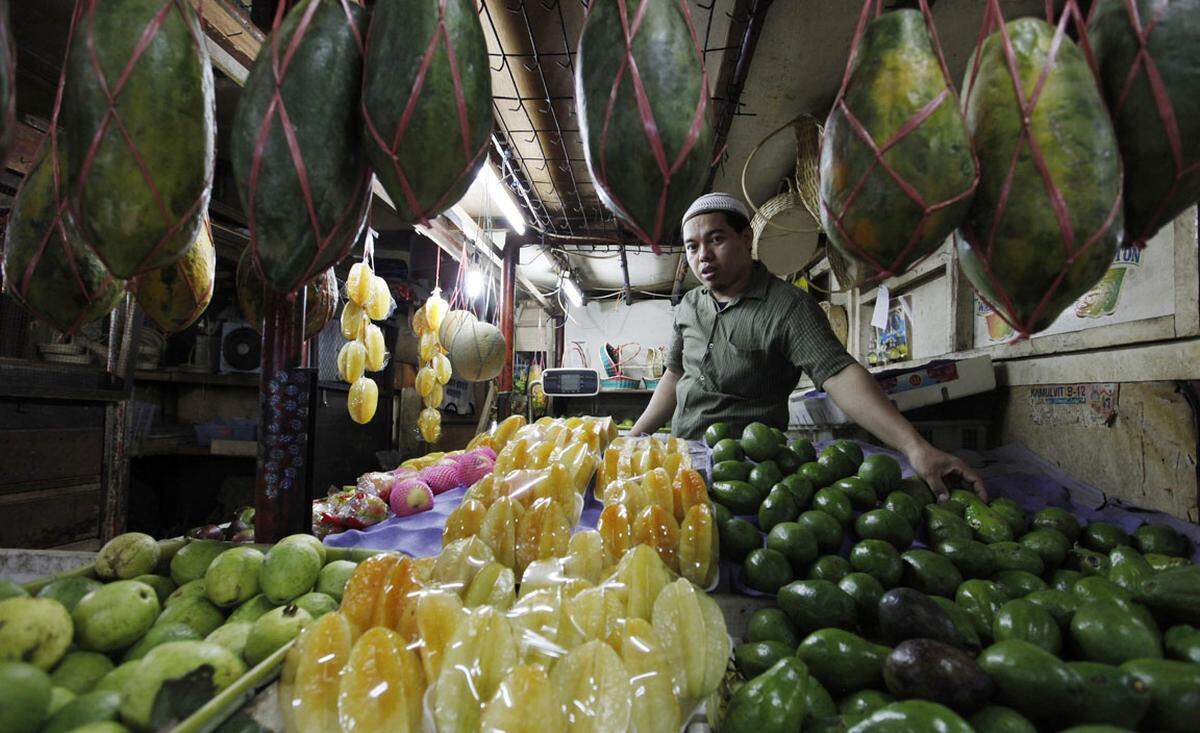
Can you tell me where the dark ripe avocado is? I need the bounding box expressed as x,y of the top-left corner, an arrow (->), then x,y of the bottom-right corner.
718,517 -> 761,562
991,570 -> 1049,600
1066,661 -> 1152,730
936,538 -> 998,579
779,474 -> 815,510
746,607 -> 800,648
808,554 -> 852,583
796,628 -> 890,696
900,549 -> 963,598
798,510 -> 845,554
742,547 -> 793,594
855,509 -> 914,550
1132,523 -> 1190,558
992,598 -> 1062,654
1120,658 -> 1200,733
710,438 -> 744,464
740,422 -> 781,462
857,454 -> 902,494
882,491 -> 921,528
1018,528 -> 1070,571
704,422 -> 732,447
849,539 -> 904,588
883,638 -> 994,714
812,487 -> 854,526
778,579 -> 857,634
834,477 -> 877,509
789,438 -> 817,463
977,639 -> 1087,726
765,521 -> 819,573
839,572 -> 886,627
1082,522 -> 1130,553
1032,507 -> 1082,543
877,587 -> 975,651
798,461 -> 837,489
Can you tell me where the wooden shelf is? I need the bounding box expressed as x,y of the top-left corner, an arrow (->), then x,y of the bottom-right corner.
134,370 -> 259,388
132,438 -> 256,458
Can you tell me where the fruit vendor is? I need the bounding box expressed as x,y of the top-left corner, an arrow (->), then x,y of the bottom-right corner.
630,192 -> 985,500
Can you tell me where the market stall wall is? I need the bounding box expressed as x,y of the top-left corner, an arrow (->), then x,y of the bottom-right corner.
563,299 -> 675,380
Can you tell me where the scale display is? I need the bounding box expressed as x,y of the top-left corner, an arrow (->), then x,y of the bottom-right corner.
540,368 -> 600,397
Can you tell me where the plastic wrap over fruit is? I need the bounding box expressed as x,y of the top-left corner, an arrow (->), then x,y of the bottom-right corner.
480,663 -> 567,733
679,503 -> 718,589
518,557 -> 592,601
337,341 -> 367,383
516,497 -> 572,578
418,407 -> 441,444
356,471 -> 394,499
422,381 -> 444,410
602,545 -> 672,622
620,617 -> 682,733
551,640 -> 632,733
418,331 -> 440,363
479,496 -> 523,570
365,275 -> 395,320
564,530 -> 606,585
651,578 -> 729,701
363,323 -> 389,372
464,474 -> 502,507
597,503 -> 633,568
341,300 -> 369,340
633,504 -> 681,574
415,588 -> 466,682
443,498 -> 488,546
348,377 -> 379,424
281,610 -> 353,733
494,438 -> 529,476
672,469 -> 709,524
346,262 -> 373,307
371,555 -> 423,640
558,584 -> 624,651
337,626 -> 424,732
463,561 -> 516,611
317,489 -> 388,532
340,553 -> 401,635
432,536 -> 495,595
433,606 -> 519,732
506,586 -> 567,667
491,414 -> 527,452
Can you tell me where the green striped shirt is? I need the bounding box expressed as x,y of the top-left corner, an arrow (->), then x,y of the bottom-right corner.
667,262 -> 856,440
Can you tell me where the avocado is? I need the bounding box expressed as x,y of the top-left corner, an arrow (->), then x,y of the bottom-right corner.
1107,545 -> 1153,593
899,475 -> 936,506
1082,522 -> 1130,553
991,570 -> 1048,599
711,460 -> 752,483
773,446 -> 803,475
719,517 -> 761,562
789,438 -> 817,463
988,498 -> 1028,536
855,509 -> 914,550
1052,569 -> 1083,593
1018,528 -> 1071,571
1066,661 -> 1152,729
796,628 -> 890,696
704,422 -> 733,447
710,438 -> 745,464
1120,658 -> 1200,733
882,491 -> 921,528
1070,598 -> 1162,664
989,541 -> 1045,576
900,549 -> 963,598
1164,624 -> 1200,664
956,579 -> 1007,643
1133,564 -> 1200,623
849,539 -> 903,588
846,700 -> 973,732
740,422 -> 781,462
925,504 -> 973,544
805,677 -> 838,721
817,448 -> 857,481
977,639 -> 1086,726
840,689 -> 894,727
857,454 -> 902,494
1032,507 -> 1081,543
758,486 -> 800,532
779,474 -> 815,510
1145,553 -> 1190,571
808,555 -> 852,583
742,548 -> 793,594
936,538 -> 998,579
749,461 -> 784,494
778,579 -> 857,634
798,510 -> 845,554
830,439 -> 865,466
883,638 -> 993,714
838,572 -> 885,628
1132,523 -> 1190,558
964,503 -> 1014,544
711,481 -> 762,515
945,489 -> 984,516
1073,575 -> 1132,605
734,640 -> 794,679
746,607 -> 800,648
798,461 -> 836,488
765,521 -> 818,574
812,487 -> 854,526
722,656 -> 808,733
878,587 -> 976,652
833,477 -> 877,509
968,705 -> 1036,733
1023,589 -> 1079,629
930,595 -> 984,654
993,599 -> 1062,654
1072,547 -> 1112,576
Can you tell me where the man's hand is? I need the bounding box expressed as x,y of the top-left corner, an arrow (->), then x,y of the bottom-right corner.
906,441 -> 987,502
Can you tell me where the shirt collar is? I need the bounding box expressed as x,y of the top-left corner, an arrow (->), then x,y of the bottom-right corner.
702,262 -> 772,306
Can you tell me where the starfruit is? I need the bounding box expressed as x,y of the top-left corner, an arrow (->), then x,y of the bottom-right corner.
348,376 -> 379,424
340,552 -> 401,635
365,275 -> 393,320
443,498 -> 488,546
565,530 -> 606,585
418,330 -> 440,363
519,557 -> 591,600
463,561 -> 516,611
418,407 -> 441,443
371,555 -> 422,640
620,618 -> 681,733
337,626 -> 424,733
432,352 -> 452,384
337,340 -> 367,383
651,578 -> 729,701
412,556 -> 436,584
422,381 -> 443,410
600,448 -> 620,492
424,290 -> 448,331
494,438 -> 528,476
673,469 -> 708,523
480,664 -> 567,733
434,606 -> 519,733
616,452 -> 636,481
363,324 -> 387,371
283,611 -> 353,733
412,303 -> 429,335
559,585 -> 625,651
516,497 -> 571,577
645,441 -> 666,473
507,587 -> 565,666
432,536 -> 495,595
604,544 -> 672,622
551,640 -> 632,733
537,463 -> 575,509
346,261 -> 374,307
464,474 -> 502,506
633,504 -> 681,574
663,451 -> 687,480
527,440 -> 556,470
415,365 -> 437,398
341,300 -> 369,341
466,432 -> 494,452
492,414 -> 527,451
641,467 -> 674,513
479,496 -> 523,569
679,503 -> 718,589
597,503 -> 632,568
415,588 -> 466,681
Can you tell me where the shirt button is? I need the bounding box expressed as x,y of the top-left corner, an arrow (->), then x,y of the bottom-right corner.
707,343 -> 713,350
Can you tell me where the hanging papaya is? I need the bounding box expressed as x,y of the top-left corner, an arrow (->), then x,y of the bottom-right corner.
576,0 -> 714,251
232,0 -> 371,293
0,0 -> 14,168
361,0 -> 492,224
1088,0 -> 1200,247
136,220 -> 214,334
2,147 -> 125,335
958,12 -> 1123,336
63,0 -> 214,279
821,7 -> 977,283
235,249 -> 337,340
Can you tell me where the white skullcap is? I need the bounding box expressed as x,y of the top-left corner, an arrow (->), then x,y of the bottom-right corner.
681,192 -> 753,229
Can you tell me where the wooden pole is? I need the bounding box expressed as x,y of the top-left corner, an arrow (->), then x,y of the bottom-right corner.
497,238 -> 519,418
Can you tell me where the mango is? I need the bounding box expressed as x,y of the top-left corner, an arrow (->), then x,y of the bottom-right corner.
293,592 -> 338,619
0,579 -> 29,601
47,687 -> 74,716
0,597 -> 74,669
153,596 -> 225,638
40,690 -> 121,733
92,661 -> 139,695
164,578 -> 206,607
36,576 -> 103,612
49,651 -> 113,694
72,581 -> 159,653
129,575 -> 175,606
315,560 -> 356,601
261,541 -> 322,604
95,533 -> 160,580
204,546 -> 264,608
277,534 -> 327,565
119,641 -> 246,729
227,594 -> 279,625
0,661 -> 51,733
169,540 -> 226,586
121,623 -> 201,663
244,604 -> 312,667
205,622 -> 252,659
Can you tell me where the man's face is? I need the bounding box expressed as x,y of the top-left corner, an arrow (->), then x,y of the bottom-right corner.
682,212 -> 753,292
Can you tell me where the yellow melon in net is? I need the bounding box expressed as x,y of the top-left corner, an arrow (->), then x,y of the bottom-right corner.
363,324 -> 388,371
346,262 -> 373,307
348,377 -> 379,424
438,309 -> 476,344
432,353 -> 453,385
447,320 -> 507,381
337,340 -> 367,383
137,220 -> 215,334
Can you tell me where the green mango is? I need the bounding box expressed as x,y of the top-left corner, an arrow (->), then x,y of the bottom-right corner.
989,541 -> 1044,576
244,604 -> 312,667
778,580 -> 857,635
964,503 -> 1013,544
72,581 -> 160,653
121,622 -> 201,663
846,700 -> 972,732
989,499 -> 1027,537
1067,661 -> 1152,729
808,555 -> 852,583
746,607 -> 799,648
798,511 -> 844,554
0,580 -> 28,602
924,504 -> 973,544
1071,598 -> 1162,664
968,705 -> 1036,733
849,540 -> 903,588
991,570 -> 1048,600
796,628 -> 890,696
1120,658 -> 1200,733
734,640 -> 794,679
169,541 -> 227,586
839,572 -> 885,628
1023,589 -> 1078,629
977,640 -> 1086,726
1132,523 -> 1190,558
758,486 -> 799,533
165,578 -> 206,608
882,491 -> 921,528
1164,624 -> 1200,664
154,596 -> 225,638
992,599 -> 1061,654
1134,564 -> 1200,623
854,509 -> 913,550
722,657 -> 808,733
766,522 -> 819,574
1082,522 -> 1130,554
839,689 -> 893,727
900,549 -> 962,598
227,594 -> 280,625
1108,545 -> 1153,593
1032,507 -> 1082,543
48,651 -> 113,695
1018,528 -> 1070,571
118,641 -> 245,729
1074,575 -> 1132,605
813,488 -> 854,526
833,477 -> 877,509
935,538 -> 997,579
36,577 -> 103,614
712,460 -> 752,483
129,575 -> 176,606
956,580 -> 1007,642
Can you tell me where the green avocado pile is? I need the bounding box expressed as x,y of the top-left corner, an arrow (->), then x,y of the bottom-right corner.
705,421 -> 1200,732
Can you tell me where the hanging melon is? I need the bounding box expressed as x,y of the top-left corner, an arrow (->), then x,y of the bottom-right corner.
0,0 -> 14,168
576,0 -> 714,251
361,0 -> 492,224
439,308 -> 476,345
1088,0 -> 1200,247
447,320 -> 506,382
136,220 -> 215,334
232,0 -> 371,293
2,147 -> 125,335
235,249 -> 337,340
62,0 -> 214,278
958,14 -> 1122,337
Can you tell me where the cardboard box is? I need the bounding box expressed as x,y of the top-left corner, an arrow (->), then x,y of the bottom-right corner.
789,355 -> 996,427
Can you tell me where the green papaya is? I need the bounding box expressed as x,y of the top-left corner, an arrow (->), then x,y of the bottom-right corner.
780,474 -> 815,509
992,598 -> 1061,654
882,638 -> 993,715
362,0 -> 490,224
899,549 -> 962,598
749,461 -> 784,494
1089,0 -> 1200,246
977,639 -> 1086,725
1164,624 -> 1200,664
576,0 -> 712,247
805,677 -> 838,721
956,579 -> 1006,642
797,628 -> 890,696
722,657 -> 808,733
63,0 -> 213,278
817,449 -> 857,483
857,455 -> 902,495
936,538 -> 997,579
2,148 -> 125,335
846,700 -> 972,733
1052,569 -> 1083,593
1131,523 -> 1190,558
1071,598 -> 1162,665
235,249 -> 336,340
959,17 -> 1122,335
1067,661 -> 1152,729
946,489 -> 984,516
1134,564 -> 1200,623
1072,547 -> 1113,577
766,521 -> 819,575
1120,658 -> 1200,733
232,0 -> 370,292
